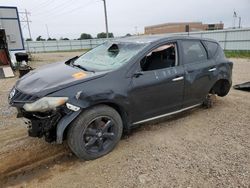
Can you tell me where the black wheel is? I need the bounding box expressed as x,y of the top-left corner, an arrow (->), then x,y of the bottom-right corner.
67,105 -> 123,160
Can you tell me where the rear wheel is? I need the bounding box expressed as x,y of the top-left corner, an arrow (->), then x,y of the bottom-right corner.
67,105 -> 123,160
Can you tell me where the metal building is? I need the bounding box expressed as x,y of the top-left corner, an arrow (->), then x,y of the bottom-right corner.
0,6 -> 24,50
0,6 -> 25,66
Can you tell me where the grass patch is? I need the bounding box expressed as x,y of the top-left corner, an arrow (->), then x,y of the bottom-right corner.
224,50 -> 250,58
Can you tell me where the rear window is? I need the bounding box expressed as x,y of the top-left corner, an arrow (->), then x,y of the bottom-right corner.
204,41 -> 218,57
182,40 -> 208,64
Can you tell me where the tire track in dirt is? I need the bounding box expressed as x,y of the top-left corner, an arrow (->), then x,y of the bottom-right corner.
0,135 -> 69,180
0,52 -> 82,182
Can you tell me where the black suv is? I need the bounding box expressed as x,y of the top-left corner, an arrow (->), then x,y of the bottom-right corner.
9,36 -> 233,160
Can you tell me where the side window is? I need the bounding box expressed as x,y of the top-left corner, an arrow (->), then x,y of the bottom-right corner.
140,43 -> 177,71
182,40 -> 208,64
204,41 -> 218,57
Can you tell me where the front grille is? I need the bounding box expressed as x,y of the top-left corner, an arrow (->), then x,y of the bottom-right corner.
11,89 -> 38,103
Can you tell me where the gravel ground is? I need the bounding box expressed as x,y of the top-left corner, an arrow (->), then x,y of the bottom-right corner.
0,52 -> 249,188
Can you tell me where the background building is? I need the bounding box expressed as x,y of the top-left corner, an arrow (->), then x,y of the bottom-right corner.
145,22 -> 224,35
0,6 -> 24,51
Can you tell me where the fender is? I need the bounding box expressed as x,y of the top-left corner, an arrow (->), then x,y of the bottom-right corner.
214,62 -> 233,86
56,99 -> 130,144
56,110 -> 81,144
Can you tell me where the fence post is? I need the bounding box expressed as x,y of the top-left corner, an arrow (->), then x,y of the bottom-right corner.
68,40 -> 71,50
224,31 -> 228,50
80,40 -> 83,49
56,40 -> 59,51
26,41 -> 30,53
90,39 -> 92,49
43,41 -> 46,52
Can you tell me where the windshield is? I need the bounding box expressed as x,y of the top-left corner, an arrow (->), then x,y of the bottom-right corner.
73,41 -> 146,71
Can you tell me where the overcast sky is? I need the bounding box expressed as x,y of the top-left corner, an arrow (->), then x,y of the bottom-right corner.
1,0 -> 250,39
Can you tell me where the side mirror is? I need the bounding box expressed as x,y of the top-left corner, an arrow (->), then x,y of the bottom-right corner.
133,71 -> 144,78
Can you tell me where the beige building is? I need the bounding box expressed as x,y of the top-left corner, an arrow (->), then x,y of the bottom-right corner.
145,22 -> 224,35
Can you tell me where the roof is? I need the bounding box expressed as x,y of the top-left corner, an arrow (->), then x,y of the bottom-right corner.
112,35 -> 217,44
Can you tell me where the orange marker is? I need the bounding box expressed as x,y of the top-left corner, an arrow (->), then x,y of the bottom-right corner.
72,72 -> 87,79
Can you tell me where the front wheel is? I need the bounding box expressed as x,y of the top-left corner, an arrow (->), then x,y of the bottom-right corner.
67,105 -> 123,160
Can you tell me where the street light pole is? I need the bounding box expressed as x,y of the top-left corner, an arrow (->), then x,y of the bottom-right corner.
102,0 -> 109,38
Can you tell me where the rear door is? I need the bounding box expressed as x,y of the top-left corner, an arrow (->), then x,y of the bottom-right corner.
128,42 -> 185,123
181,40 -> 217,107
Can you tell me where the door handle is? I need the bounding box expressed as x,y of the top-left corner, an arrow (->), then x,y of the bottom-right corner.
208,68 -> 216,72
172,76 -> 184,82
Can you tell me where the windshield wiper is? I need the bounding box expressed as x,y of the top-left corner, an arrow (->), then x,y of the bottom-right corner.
72,63 -> 95,73
65,56 -> 79,65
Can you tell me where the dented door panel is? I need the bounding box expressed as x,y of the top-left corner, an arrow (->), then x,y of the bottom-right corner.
129,65 -> 184,122
183,59 -> 217,107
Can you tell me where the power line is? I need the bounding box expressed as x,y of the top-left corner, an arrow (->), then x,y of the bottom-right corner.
33,0 -> 97,21
30,0 -> 55,11
33,0 -> 75,16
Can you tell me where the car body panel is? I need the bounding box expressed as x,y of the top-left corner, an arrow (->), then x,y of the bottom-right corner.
128,64 -> 185,122
15,62 -> 108,98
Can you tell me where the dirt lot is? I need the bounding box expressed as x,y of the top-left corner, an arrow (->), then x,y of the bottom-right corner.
0,52 -> 249,188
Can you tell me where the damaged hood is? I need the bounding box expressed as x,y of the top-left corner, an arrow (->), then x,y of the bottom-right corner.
16,62 -> 107,97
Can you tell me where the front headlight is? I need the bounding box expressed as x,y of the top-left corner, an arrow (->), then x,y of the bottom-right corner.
23,97 -> 68,112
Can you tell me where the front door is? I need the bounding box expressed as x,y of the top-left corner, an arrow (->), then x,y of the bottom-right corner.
128,42 -> 185,123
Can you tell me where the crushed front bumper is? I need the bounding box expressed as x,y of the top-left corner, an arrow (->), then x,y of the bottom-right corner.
16,106 -> 81,143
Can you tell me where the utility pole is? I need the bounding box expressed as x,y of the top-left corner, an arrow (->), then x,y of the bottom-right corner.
135,26 -> 138,35
233,11 -> 237,29
19,9 -> 32,40
238,17 -> 241,28
102,0 -> 109,38
46,24 -> 50,39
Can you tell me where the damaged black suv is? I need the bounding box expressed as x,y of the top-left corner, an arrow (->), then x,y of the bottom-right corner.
9,36 -> 233,160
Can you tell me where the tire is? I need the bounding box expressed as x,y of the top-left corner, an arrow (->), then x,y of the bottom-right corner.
67,105 -> 123,160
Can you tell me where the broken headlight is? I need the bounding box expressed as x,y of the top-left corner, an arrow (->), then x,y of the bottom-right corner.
23,97 -> 68,112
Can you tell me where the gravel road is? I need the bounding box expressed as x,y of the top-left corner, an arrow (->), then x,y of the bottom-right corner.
0,52 -> 249,188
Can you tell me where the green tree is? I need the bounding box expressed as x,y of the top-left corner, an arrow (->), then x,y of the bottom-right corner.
47,37 -> 57,41
79,33 -> 92,40
36,36 -> 45,41
59,37 -> 69,40
26,38 -> 32,41
97,32 -> 114,38
125,33 -> 132,37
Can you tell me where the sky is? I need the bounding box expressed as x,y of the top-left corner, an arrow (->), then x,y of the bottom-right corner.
1,0 -> 250,39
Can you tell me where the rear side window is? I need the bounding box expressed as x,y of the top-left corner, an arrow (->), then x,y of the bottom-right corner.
204,41 -> 218,57
182,40 -> 208,64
